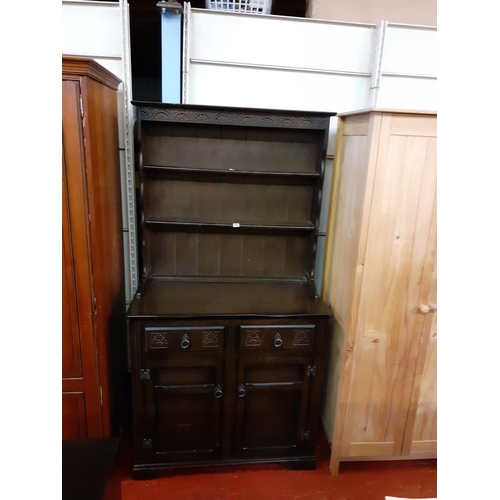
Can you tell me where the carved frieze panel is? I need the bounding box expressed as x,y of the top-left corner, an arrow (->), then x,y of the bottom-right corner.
139,107 -> 329,130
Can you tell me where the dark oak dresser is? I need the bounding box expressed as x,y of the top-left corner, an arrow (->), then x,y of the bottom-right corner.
127,102 -> 336,478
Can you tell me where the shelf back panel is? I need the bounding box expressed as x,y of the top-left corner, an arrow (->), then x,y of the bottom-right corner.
144,179 -> 313,226
147,232 -> 310,280
142,122 -> 321,173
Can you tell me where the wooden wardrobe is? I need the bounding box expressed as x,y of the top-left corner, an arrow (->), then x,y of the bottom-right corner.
321,109 -> 437,474
62,57 -> 126,439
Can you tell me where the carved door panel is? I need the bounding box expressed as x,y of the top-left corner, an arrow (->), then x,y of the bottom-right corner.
140,358 -> 225,463
234,357 -> 313,458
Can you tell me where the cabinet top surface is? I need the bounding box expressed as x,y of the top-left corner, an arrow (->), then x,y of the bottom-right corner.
127,280 -> 333,320
62,56 -> 122,90
338,108 -> 436,117
132,101 -> 337,119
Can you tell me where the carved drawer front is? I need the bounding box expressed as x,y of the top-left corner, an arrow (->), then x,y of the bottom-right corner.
239,325 -> 315,350
145,326 -> 225,353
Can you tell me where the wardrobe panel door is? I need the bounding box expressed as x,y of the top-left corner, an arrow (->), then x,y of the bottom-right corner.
62,79 -> 103,439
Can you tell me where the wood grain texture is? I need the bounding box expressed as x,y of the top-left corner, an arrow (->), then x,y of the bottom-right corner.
81,76 -> 123,437
390,114 -> 437,137
321,118 -> 344,305
402,194 -> 437,458
322,111 -> 437,473
62,58 -> 126,439
62,161 -> 83,379
62,392 -> 88,440
62,79 -> 103,439
342,113 -> 370,136
323,134 -> 369,330
128,280 -> 332,319
142,122 -> 320,173
343,118 -> 436,455
338,108 -> 436,118
325,112 -> 384,474
148,232 -> 310,279
321,321 -> 345,444
62,56 -> 121,90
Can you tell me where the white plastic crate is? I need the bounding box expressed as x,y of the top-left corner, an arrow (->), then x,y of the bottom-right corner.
205,0 -> 272,15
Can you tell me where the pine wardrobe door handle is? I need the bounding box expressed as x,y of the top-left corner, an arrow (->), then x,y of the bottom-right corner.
238,384 -> 246,398
419,303 -> 437,314
214,385 -> 223,399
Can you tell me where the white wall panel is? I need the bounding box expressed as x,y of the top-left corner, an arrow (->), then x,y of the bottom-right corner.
62,2 -> 123,58
188,63 -> 368,155
191,11 -> 375,74
188,64 -> 371,112
383,25 -> 437,76
62,0 -> 138,307
377,75 -> 437,110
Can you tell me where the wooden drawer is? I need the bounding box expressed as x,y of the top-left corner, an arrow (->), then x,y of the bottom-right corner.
144,326 -> 225,352
239,324 -> 315,351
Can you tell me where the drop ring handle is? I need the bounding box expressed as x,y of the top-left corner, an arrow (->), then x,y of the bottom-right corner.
181,333 -> 190,349
274,333 -> 283,348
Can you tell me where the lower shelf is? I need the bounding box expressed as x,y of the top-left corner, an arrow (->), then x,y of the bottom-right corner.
132,455 -> 317,479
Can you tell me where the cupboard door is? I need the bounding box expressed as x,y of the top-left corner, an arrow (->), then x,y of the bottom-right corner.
402,199 -> 437,458
62,79 -> 103,439
234,357 -> 312,458
140,358 -> 224,463
404,310 -> 437,457
339,115 -> 437,459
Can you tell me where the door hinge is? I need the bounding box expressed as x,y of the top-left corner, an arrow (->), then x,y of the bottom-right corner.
93,297 -> 97,317
140,369 -> 151,380
99,385 -> 103,406
79,95 -> 84,118
301,431 -> 310,441
307,366 -> 316,377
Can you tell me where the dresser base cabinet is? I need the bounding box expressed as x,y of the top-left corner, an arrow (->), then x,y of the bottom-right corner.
128,281 -> 332,478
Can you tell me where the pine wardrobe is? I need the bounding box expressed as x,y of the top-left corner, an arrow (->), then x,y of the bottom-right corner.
321,109 -> 437,474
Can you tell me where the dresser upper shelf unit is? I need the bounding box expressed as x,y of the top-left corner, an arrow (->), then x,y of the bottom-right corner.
134,102 -> 336,284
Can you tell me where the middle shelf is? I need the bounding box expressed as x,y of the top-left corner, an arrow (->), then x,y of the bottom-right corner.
145,217 -> 316,235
